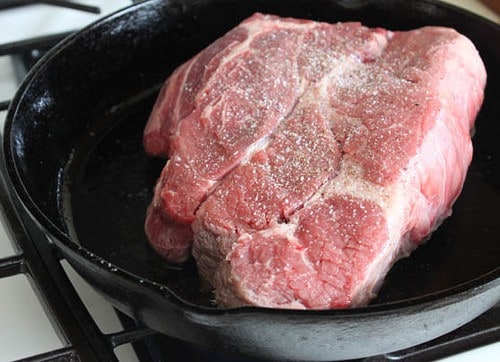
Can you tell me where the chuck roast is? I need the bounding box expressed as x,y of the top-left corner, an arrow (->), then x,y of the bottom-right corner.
143,14 -> 486,309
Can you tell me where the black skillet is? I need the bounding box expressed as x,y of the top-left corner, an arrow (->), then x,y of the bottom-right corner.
3,0 -> 499,360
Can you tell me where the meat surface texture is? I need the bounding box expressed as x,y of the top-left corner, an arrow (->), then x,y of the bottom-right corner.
144,13 -> 486,309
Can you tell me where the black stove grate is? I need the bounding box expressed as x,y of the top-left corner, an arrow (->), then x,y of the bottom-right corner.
0,0 -> 100,14
0,2 -> 498,362
0,157 -> 128,361
0,0 -> 101,111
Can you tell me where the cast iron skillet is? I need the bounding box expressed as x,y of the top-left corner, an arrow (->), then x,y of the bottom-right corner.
3,0 -> 499,360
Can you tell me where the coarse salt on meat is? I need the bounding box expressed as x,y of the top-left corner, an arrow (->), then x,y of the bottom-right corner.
144,13 -> 486,309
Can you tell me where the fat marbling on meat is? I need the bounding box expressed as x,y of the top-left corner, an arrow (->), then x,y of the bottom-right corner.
143,13 -> 486,309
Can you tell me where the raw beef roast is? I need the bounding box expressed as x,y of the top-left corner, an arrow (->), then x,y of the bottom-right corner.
144,14 -> 486,309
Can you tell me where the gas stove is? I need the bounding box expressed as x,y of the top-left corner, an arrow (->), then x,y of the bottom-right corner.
0,1 -> 499,361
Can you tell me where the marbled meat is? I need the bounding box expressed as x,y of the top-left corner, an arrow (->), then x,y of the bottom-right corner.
143,14 -> 486,309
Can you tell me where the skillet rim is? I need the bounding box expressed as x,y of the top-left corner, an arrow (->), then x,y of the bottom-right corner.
3,0 -> 500,318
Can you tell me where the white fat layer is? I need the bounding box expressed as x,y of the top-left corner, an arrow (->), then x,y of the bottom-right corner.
240,135 -> 271,164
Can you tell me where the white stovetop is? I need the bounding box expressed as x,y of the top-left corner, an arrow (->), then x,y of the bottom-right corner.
0,1 -> 498,361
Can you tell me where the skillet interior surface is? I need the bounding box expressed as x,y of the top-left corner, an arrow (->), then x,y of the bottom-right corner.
3,0 -> 500,359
